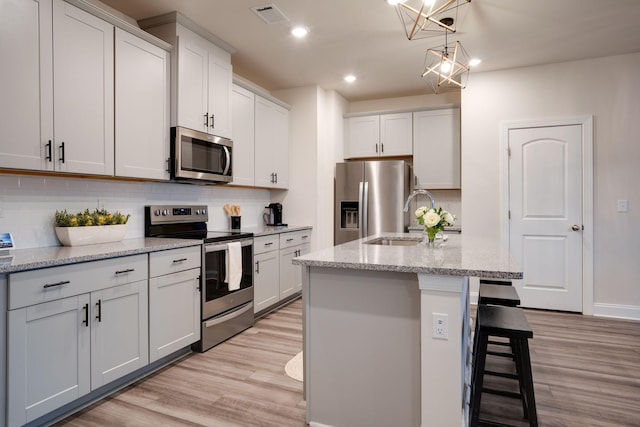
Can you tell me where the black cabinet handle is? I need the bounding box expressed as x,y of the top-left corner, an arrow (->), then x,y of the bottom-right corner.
286,238 -> 294,242
275,172 -> 278,183
302,235 -> 309,239
43,280 -> 70,289
264,242 -> 273,246
210,114 -> 214,128
173,258 -> 188,263
375,143 -> 378,153
115,268 -> 135,275
204,113 -> 209,128
82,303 -> 89,327
381,143 -> 384,153
255,260 -> 260,274
45,140 -> 52,162
95,299 -> 102,322
60,142 -> 65,163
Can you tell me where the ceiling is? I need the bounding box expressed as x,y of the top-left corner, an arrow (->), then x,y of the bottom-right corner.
99,0 -> 640,102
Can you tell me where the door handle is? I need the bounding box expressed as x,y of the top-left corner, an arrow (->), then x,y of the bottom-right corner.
571,224 -> 582,231
95,299 -> 102,322
210,114 -> 215,128
204,113 -> 209,128
59,142 -> 65,163
82,303 -> 89,327
45,140 -> 52,162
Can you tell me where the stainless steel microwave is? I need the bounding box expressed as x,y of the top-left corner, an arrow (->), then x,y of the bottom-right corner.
171,126 -> 233,184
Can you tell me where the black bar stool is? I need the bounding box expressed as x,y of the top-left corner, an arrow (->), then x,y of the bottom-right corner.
470,304 -> 538,427
476,281 -> 521,359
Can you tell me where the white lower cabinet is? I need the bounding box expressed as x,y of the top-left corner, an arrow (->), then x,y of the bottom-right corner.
253,236 -> 280,314
7,254 -> 149,427
254,229 -> 312,315
148,246 -> 201,363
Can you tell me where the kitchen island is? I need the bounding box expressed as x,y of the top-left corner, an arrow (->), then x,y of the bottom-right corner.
292,233 -> 522,427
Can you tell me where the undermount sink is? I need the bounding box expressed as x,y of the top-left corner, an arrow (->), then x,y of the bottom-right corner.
365,237 -> 423,246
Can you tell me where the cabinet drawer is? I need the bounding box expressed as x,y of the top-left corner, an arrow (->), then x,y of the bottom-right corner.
279,229 -> 312,249
254,235 -> 280,255
8,254 -> 148,310
149,245 -> 201,278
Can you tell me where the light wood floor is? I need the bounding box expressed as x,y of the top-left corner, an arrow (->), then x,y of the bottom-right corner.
55,299 -> 640,427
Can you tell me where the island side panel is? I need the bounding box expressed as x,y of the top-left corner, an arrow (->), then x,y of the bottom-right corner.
1,274 -> 6,427
306,267 -> 421,427
418,274 -> 469,427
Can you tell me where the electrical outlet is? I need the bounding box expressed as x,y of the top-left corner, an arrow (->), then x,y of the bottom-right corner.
432,313 -> 449,340
617,199 -> 628,213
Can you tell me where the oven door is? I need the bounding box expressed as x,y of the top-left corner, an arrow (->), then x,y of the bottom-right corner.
171,126 -> 233,183
202,238 -> 253,319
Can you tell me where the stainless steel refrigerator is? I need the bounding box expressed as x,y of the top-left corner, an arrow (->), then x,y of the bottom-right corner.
334,160 -> 411,245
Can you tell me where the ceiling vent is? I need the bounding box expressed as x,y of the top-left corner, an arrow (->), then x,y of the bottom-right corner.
251,4 -> 289,24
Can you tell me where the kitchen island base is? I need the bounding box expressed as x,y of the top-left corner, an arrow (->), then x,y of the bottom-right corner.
303,267 -> 469,427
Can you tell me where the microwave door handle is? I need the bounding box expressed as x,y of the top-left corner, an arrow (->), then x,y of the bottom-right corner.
222,146 -> 231,175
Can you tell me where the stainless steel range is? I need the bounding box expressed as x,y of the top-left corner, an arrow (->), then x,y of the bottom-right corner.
145,205 -> 254,352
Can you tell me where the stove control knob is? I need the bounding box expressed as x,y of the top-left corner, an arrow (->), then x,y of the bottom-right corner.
162,209 -> 169,216
154,209 -> 161,216
196,209 -> 201,215
202,208 -> 207,215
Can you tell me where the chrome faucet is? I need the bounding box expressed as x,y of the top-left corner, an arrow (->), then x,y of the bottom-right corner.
403,189 -> 435,212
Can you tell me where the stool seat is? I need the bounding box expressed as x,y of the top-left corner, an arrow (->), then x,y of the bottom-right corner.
471,305 -> 537,426
479,283 -> 521,307
479,279 -> 513,286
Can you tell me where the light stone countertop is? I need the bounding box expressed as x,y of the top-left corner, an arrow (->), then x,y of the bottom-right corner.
292,232 -> 522,279
0,238 -> 202,274
234,225 -> 312,237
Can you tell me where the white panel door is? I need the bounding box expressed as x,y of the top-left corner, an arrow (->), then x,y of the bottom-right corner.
230,84 -> 255,186
149,268 -> 201,362
177,31 -> 209,133
0,0 -> 53,171
208,55 -> 232,138
53,0 -> 114,175
7,295 -> 90,427
509,125 -> 583,311
90,281 -> 149,389
115,28 -> 170,180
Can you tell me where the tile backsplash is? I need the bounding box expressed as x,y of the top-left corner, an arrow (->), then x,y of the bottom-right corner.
0,174 -> 270,249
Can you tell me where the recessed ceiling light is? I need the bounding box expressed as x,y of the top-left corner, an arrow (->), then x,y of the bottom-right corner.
344,75 -> 357,83
291,26 -> 309,38
469,58 -> 482,67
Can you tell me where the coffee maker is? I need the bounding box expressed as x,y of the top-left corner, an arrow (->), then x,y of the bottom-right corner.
263,203 -> 285,226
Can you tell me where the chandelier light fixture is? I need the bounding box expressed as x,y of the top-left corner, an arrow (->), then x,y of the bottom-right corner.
387,0 -> 471,40
421,28 -> 471,93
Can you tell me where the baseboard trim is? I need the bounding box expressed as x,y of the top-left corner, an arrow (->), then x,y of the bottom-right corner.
592,303 -> 640,321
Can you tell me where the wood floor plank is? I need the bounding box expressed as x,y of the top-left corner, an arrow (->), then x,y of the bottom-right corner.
55,298 -> 640,426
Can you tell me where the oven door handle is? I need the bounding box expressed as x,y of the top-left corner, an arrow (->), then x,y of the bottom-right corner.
204,301 -> 253,328
205,239 -> 252,253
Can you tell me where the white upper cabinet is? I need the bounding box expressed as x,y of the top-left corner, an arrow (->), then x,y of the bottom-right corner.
254,95 -> 289,189
176,26 -> 232,138
115,28 -> 170,180
345,112 -> 412,159
53,0 -> 114,175
413,108 -> 461,189
230,84 -> 255,186
0,0 -> 53,171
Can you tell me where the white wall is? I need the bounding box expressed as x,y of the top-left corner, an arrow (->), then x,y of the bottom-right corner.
0,174 -> 270,249
461,52 -> 640,313
273,86 -> 348,251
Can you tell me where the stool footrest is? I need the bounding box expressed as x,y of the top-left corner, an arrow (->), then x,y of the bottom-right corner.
477,419 -> 518,427
488,340 -> 511,347
487,350 -> 514,359
483,387 -> 523,400
485,370 -> 518,380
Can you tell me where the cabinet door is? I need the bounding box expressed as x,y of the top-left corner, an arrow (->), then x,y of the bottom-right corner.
53,0 -> 114,175
115,28 -> 170,180
346,115 -> 380,158
90,280 -> 149,389
295,243 -> 311,292
413,109 -> 461,189
254,250 -> 280,313
208,53 -> 232,138
380,112 -> 412,157
149,268 -> 201,362
279,246 -> 297,300
230,84 -> 255,186
177,30 -> 209,133
254,96 -> 289,188
0,0 -> 53,171
7,294 -> 91,427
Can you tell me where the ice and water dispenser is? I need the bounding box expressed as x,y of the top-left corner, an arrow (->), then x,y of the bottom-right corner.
340,201 -> 359,229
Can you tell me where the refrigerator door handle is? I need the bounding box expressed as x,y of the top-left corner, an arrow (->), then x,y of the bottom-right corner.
362,181 -> 369,238
358,182 -> 364,239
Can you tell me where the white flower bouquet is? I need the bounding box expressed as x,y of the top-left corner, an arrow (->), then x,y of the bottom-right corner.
415,206 -> 456,242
